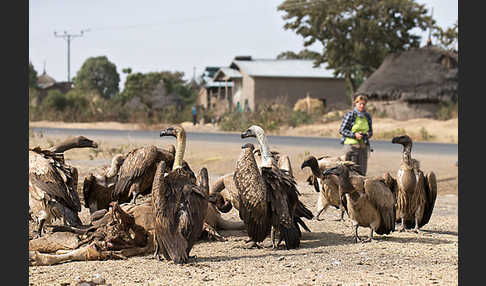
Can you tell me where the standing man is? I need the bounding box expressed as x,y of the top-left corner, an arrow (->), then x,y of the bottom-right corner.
339,93 -> 373,175
192,105 -> 197,126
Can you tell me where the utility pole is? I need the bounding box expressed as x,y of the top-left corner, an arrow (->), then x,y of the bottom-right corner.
54,30 -> 88,82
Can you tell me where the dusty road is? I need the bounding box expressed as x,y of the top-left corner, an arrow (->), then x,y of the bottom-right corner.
28,128 -> 458,286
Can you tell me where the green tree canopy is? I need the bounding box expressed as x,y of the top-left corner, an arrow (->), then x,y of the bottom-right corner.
29,62 -> 38,88
74,56 -> 120,99
121,70 -> 195,105
277,0 -> 433,95
276,49 -> 321,60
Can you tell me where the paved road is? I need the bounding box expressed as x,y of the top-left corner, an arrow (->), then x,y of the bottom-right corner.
31,127 -> 458,156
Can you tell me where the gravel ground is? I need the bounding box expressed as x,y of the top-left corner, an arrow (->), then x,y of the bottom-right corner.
29,131 -> 458,286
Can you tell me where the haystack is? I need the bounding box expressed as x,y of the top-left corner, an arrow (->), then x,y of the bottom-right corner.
293,96 -> 325,114
357,46 -> 458,120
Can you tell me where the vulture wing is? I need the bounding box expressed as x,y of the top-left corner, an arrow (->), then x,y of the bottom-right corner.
29,151 -> 82,225
364,179 -> 396,235
233,151 -> 271,243
114,146 -> 159,200
418,171 -> 437,228
261,166 -> 301,249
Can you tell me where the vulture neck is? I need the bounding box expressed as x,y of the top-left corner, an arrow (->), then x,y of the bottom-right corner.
105,155 -> 123,178
48,138 -> 84,153
172,130 -> 186,170
401,143 -> 413,167
255,132 -> 273,168
336,170 -> 357,199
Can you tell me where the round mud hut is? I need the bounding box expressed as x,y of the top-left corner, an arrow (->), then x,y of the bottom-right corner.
356,46 -> 458,120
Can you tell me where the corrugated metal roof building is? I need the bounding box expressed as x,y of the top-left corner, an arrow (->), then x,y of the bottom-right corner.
202,56 -> 346,114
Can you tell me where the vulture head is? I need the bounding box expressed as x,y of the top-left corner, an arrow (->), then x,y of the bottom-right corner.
241,142 -> 255,151
160,126 -> 183,138
76,136 -> 99,149
322,165 -> 352,193
241,125 -> 273,168
241,125 -> 264,139
391,135 -> 413,146
301,155 -> 319,171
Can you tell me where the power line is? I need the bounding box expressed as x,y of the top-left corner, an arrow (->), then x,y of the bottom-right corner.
54,30 -> 89,82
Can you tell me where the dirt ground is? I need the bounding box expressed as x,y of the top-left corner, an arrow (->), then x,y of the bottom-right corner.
28,120 -> 458,286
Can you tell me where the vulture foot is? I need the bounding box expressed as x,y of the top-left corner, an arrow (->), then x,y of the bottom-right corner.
244,241 -> 262,249
360,237 -> 372,243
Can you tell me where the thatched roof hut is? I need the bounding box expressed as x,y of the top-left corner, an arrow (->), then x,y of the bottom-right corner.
357,46 -> 458,120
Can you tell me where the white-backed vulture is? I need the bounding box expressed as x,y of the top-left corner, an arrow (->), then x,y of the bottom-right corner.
112,143 -> 176,205
82,154 -> 126,214
391,135 -> 437,232
152,126 -> 209,264
238,125 -> 313,249
29,136 -> 98,236
301,155 -> 345,221
323,163 -> 396,243
210,148 -> 294,216
233,143 -> 273,248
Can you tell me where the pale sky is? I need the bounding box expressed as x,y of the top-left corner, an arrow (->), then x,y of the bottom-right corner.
29,0 -> 458,89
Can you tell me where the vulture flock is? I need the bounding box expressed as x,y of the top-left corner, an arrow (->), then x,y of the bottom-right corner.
29,127 -> 438,266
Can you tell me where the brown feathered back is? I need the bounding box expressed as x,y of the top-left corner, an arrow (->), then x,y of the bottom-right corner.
363,179 -> 396,234
152,159 -> 208,264
114,146 -> 174,202
233,144 -> 271,243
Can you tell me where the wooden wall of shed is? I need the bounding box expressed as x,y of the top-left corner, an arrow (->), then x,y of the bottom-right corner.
251,77 -> 347,111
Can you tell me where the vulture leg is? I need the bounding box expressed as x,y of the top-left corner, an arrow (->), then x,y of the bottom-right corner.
361,229 -> 373,243
315,201 -> 329,221
270,227 -> 282,249
37,219 -> 45,237
413,216 -> 421,233
353,223 -> 361,243
129,184 -> 140,205
398,217 -> 406,232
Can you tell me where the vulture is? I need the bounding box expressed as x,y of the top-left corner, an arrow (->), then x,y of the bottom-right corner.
152,125 -> 209,264
236,125 -> 313,249
112,143 -> 176,205
29,136 -> 98,236
82,153 -> 126,214
391,135 -> 437,232
301,155 -> 355,221
322,163 -> 396,243
209,149 -> 294,215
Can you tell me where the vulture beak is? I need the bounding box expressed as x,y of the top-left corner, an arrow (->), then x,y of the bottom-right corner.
301,161 -> 309,170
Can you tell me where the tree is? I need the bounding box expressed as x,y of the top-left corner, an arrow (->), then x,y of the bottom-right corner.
276,49 -> 320,60
277,0 -> 433,98
120,70 -> 196,114
74,56 -> 120,99
432,20 -> 458,51
29,62 -> 38,88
